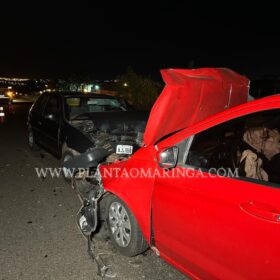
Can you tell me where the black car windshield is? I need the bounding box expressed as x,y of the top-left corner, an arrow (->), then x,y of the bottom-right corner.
64,96 -> 126,120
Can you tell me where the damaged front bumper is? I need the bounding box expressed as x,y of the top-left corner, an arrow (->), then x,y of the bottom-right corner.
75,167 -> 117,278
65,148 -> 129,277
75,165 -> 104,235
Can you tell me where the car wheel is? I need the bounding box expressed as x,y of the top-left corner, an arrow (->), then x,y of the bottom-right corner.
61,150 -> 75,182
106,196 -> 148,257
28,127 -> 39,151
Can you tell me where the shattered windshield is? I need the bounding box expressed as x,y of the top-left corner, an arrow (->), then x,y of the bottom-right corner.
64,97 -> 126,120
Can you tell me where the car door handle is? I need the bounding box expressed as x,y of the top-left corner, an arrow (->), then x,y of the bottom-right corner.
240,201 -> 280,223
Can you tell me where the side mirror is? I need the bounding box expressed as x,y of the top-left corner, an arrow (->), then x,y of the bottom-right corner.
157,146 -> 178,169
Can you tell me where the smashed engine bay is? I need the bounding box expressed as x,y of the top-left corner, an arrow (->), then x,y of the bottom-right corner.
69,111 -> 147,165
64,112 -> 147,177
64,113 -> 148,200
73,119 -> 144,160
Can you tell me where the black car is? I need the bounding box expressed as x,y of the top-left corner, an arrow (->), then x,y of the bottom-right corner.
27,92 -> 148,175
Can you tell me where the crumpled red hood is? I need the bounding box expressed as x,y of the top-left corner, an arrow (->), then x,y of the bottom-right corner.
144,68 -> 249,146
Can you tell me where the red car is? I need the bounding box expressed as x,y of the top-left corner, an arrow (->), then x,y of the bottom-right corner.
75,68 -> 280,279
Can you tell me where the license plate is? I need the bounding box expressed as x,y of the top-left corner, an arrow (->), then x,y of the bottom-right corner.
0,112 -> 5,117
116,145 -> 133,154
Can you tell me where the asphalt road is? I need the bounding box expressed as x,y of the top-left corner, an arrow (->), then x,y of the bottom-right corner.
0,104 -> 188,280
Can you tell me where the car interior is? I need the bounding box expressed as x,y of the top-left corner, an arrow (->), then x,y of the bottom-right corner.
186,109 -> 280,185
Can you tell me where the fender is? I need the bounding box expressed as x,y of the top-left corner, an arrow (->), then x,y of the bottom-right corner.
99,146 -> 157,244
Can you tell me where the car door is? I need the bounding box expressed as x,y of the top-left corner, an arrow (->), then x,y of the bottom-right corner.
29,94 -> 49,144
152,109 -> 280,280
40,95 -> 61,155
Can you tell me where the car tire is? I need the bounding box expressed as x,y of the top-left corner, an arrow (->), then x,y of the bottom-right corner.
106,195 -> 148,257
28,127 -> 39,151
61,149 -> 75,182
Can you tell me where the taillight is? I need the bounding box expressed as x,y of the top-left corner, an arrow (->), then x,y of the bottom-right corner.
0,106 -> 5,122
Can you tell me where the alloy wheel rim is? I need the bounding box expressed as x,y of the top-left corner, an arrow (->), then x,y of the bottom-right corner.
109,202 -> 131,247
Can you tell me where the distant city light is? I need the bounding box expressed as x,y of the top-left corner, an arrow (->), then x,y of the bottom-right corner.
8,86 -> 12,89
0,77 -> 29,82
94,85 -> 100,90
123,82 -> 128,87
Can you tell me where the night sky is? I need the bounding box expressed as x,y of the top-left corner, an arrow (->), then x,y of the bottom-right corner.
0,1 -> 279,80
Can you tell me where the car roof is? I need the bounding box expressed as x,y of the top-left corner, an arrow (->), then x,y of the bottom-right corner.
43,91 -> 117,99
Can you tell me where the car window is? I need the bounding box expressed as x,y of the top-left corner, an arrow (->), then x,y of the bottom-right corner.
32,94 -> 49,114
44,96 -> 60,117
64,97 -> 126,120
185,109 -> 280,186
